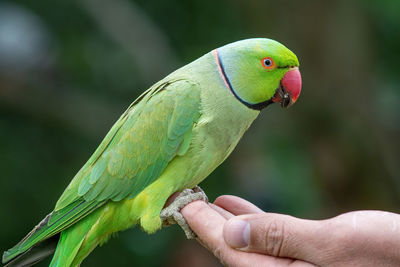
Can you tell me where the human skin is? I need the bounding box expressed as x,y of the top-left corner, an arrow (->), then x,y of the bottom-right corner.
181,195 -> 400,267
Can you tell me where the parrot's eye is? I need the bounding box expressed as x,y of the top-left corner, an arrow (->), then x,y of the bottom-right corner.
261,57 -> 275,70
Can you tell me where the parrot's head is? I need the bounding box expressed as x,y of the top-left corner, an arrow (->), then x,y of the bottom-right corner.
214,38 -> 301,110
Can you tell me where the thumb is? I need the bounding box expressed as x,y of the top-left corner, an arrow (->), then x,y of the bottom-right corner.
223,213 -> 326,262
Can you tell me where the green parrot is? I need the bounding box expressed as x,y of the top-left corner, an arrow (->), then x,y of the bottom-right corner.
3,38 -> 301,266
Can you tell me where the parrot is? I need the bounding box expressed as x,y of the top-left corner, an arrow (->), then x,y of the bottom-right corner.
2,38 -> 301,267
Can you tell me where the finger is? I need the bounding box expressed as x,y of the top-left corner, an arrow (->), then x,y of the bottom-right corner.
209,203 -> 234,220
181,201 -> 230,251
223,213 -> 326,263
214,195 -> 264,215
181,201 -> 314,266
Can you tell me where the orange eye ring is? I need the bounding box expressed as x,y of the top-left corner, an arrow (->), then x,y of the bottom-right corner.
261,57 -> 276,70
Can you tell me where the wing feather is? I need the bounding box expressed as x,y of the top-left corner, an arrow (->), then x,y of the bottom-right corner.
56,79 -> 201,209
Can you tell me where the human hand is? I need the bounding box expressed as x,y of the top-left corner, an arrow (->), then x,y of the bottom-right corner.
181,195 -> 400,267
180,196 -> 314,266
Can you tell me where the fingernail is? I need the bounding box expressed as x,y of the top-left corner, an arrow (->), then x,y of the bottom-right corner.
223,219 -> 250,248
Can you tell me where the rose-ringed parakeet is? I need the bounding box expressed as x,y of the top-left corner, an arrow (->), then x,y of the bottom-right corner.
3,38 -> 301,267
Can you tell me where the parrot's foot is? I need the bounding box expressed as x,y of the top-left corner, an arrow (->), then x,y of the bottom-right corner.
160,186 -> 208,239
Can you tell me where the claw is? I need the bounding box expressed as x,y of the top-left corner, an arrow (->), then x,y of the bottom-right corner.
160,186 -> 208,239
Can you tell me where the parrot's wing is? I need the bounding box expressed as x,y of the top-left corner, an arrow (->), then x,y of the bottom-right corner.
57,79 -> 202,207
2,79 -> 201,264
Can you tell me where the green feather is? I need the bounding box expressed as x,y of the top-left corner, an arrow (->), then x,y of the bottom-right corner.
3,38 -> 301,267
2,200 -> 105,264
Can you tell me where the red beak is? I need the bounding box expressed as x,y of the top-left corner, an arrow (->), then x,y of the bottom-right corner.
272,67 -> 302,108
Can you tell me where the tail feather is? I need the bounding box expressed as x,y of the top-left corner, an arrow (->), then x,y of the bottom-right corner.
2,200 -> 106,266
3,235 -> 59,267
49,231 -> 84,267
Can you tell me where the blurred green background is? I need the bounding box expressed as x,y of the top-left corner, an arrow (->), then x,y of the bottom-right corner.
1,0 -> 399,266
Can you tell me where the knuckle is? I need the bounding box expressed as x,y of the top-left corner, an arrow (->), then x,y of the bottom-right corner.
261,219 -> 286,257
